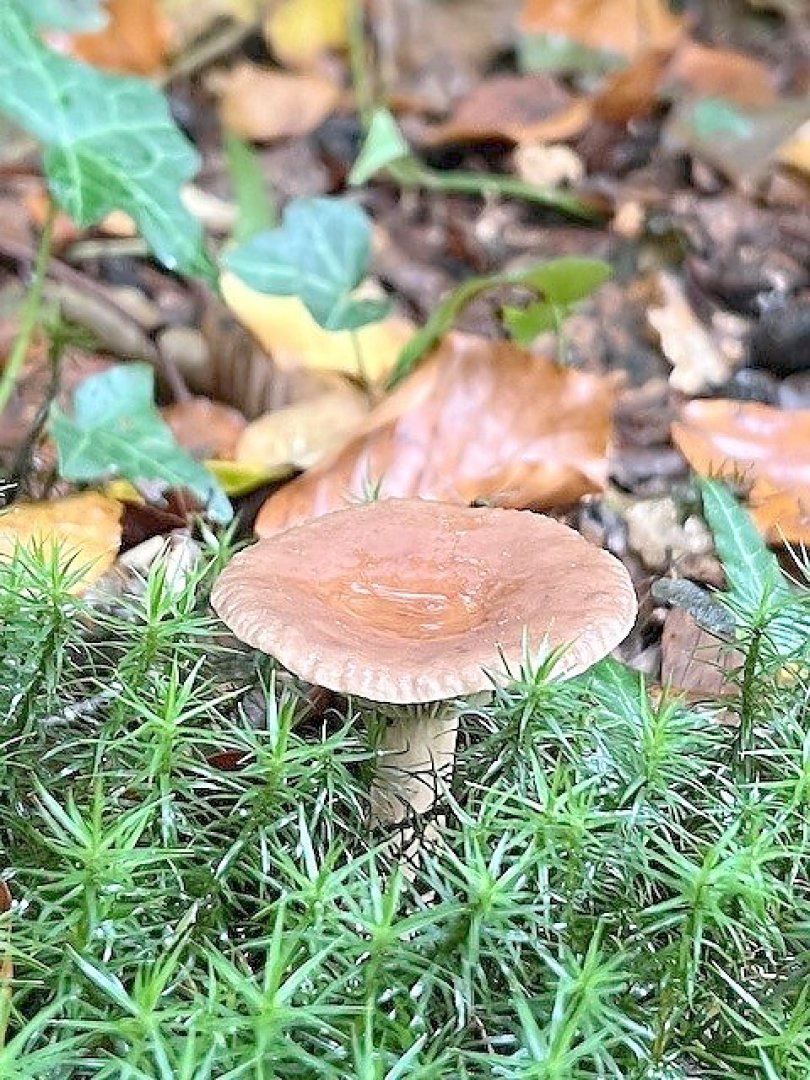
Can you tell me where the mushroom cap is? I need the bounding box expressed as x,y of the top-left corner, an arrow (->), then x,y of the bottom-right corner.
211,499 -> 637,704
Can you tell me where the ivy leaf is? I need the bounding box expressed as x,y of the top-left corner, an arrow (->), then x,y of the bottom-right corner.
224,197 -> 390,332
349,108 -> 411,186
48,365 -> 232,523
0,4 -> 214,281
28,0 -> 107,30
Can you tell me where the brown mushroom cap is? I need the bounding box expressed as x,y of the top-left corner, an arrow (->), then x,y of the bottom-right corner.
211,500 -> 637,704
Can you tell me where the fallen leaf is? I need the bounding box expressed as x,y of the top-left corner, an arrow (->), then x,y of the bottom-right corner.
265,0 -> 348,68
664,96 -> 810,190
648,273 -> 732,394
518,0 -> 685,61
218,61 -> 341,143
419,74 -> 591,146
71,0 -> 170,74
162,398 -> 247,460
205,458 -> 292,497
672,399 -> 810,543
255,332 -> 617,536
236,386 -> 369,471
593,48 -> 669,122
163,0 -> 263,52
221,272 -> 415,382
0,492 -> 122,591
778,119 -> 810,178
664,42 -> 777,109
660,606 -> 743,704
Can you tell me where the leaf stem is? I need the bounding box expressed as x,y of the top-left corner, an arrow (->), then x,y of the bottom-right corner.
348,0 -> 374,130
0,202 -> 56,418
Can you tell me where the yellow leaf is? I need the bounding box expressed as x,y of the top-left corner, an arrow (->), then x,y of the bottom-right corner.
236,387 -> 369,471
778,120 -> 810,177
265,0 -> 349,67
205,459 -> 293,497
104,479 -> 144,505
221,272 -> 415,383
0,493 -> 122,592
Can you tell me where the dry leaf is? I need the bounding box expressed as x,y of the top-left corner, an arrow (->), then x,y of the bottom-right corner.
518,0 -> 685,60
72,0 -> 170,74
162,398 -> 247,460
221,272 -> 415,382
255,332 -> 617,536
218,61 -> 341,142
778,120 -> 810,178
661,606 -> 743,704
664,42 -> 777,109
265,0 -> 348,68
163,0 -> 264,52
0,493 -> 122,592
236,386 -> 369,471
593,48 -> 670,122
648,273 -> 731,394
672,399 -> 810,542
419,74 -> 591,146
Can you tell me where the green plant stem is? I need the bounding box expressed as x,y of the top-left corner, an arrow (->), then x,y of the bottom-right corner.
348,0 -> 374,130
736,626 -> 763,783
0,203 -> 55,417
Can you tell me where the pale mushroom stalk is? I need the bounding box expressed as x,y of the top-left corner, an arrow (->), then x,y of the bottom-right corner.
368,700 -> 461,824
211,499 -> 637,829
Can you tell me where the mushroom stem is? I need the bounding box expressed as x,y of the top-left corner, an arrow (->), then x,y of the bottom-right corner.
370,702 -> 459,824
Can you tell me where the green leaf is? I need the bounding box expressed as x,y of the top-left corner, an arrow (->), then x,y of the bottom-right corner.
28,0 -> 107,30
699,478 -> 808,655
48,364 -> 232,523
0,4 -> 214,281
502,257 -> 611,345
224,196 -> 389,331
349,108 -> 411,186
224,131 -> 276,244
390,257 -> 611,387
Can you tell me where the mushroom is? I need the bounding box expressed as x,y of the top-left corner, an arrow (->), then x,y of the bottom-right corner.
211,499 -> 637,823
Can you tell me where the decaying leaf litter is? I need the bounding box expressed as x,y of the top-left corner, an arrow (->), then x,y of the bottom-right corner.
1,1 -> 810,1075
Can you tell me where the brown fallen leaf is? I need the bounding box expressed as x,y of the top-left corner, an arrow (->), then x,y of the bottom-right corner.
255,332 -> 617,537
71,0 -> 170,74
221,273 -> 415,383
217,61 -> 341,143
265,0 -> 348,69
419,74 -> 591,146
593,48 -> 669,123
518,0 -> 685,60
648,273 -> 732,394
664,41 -> 777,109
661,606 -> 742,705
162,398 -> 248,460
0,493 -> 122,592
672,399 -> 810,543
236,386 -> 369,471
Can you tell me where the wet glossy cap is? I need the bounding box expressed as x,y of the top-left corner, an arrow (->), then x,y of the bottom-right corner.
211,499 -> 637,704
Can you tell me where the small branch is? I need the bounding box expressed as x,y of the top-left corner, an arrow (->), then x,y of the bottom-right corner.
0,205 -> 55,417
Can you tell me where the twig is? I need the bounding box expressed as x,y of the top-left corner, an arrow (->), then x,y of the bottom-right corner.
0,205 -> 55,417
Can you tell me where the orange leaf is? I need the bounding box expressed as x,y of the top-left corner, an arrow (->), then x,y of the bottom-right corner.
419,75 -> 591,146
161,398 -> 247,461
664,41 -> 777,109
255,332 -> 617,537
72,0 -> 170,75
518,0 -> 685,60
218,62 -> 341,143
0,493 -> 122,592
672,399 -> 810,543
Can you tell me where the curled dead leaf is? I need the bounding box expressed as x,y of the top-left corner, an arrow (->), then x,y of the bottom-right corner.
218,62 -> 341,143
0,493 -> 122,592
419,74 -> 591,146
236,385 -> 369,472
672,398 -> 810,543
255,332 -> 617,536
221,272 -> 415,383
